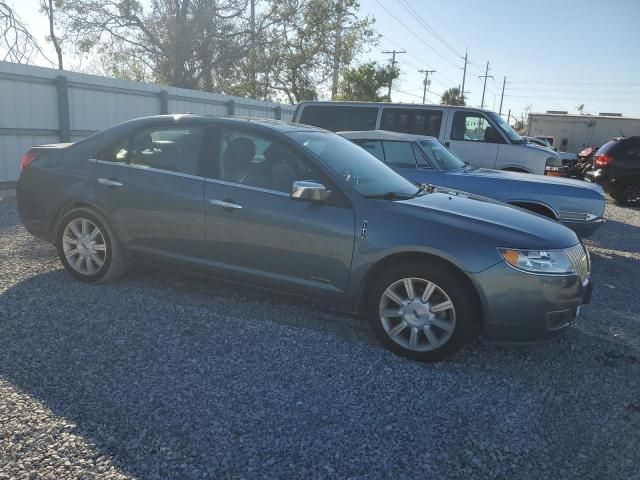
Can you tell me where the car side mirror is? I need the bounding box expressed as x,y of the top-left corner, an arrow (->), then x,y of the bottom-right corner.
290,180 -> 330,202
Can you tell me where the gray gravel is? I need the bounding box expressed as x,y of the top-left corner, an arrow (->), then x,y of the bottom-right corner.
1,197 -> 639,480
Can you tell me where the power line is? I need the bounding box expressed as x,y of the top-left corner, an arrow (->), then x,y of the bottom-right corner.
509,81 -> 640,86
374,0 -> 462,69
504,94 -> 640,102
396,0 -> 464,59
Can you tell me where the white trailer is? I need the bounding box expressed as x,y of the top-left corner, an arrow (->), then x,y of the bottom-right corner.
526,112 -> 640,153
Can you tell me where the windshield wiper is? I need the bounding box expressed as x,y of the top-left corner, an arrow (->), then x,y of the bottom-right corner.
412,183 -> 436,197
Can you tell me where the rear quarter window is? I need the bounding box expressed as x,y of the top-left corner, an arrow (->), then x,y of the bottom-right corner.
299,105 -> 378,132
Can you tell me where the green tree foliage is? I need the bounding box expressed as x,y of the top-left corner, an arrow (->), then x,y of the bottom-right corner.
52,0 -> 376,103
335,61 -> 398,102
440,87 -> 465,106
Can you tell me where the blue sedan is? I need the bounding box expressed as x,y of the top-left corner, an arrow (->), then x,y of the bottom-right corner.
339,130 -> 606,237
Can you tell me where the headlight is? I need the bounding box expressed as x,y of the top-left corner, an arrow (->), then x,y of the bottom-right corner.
498,248 -> 574,274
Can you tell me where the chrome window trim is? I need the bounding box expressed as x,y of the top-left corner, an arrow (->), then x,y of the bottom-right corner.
203,177 -> 290,197
88,158 -> 204,181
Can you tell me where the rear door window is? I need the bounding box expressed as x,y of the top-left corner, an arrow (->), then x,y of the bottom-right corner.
128,127 -> 204,175
382,141 -> 417,168
299,106 -> 378,132
380,108 -> 443,136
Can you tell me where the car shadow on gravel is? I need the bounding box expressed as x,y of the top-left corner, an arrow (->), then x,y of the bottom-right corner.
587,219 -> 640,254
2,255 -> 640,479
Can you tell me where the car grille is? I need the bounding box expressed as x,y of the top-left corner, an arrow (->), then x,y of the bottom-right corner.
566,243 -> 590,285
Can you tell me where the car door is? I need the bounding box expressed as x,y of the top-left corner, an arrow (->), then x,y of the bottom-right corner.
201,125 -> 355,301
94,123 -> 205,263
445,110 -> 503,168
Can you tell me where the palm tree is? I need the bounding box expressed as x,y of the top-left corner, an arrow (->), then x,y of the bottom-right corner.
440,87 -> 465,106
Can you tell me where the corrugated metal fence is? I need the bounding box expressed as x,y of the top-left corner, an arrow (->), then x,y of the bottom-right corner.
0,61 -> 296,186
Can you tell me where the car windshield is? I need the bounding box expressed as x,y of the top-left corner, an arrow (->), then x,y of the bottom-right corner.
488,112 -> 524,143
417,139 -> 466,170
290,131 -> 419,198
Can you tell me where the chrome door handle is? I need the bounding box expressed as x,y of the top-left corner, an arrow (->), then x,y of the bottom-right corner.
209,199 -> 242,209
98,178 -> 123,187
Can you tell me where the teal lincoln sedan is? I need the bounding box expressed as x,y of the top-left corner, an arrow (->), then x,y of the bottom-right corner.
18,115 -> 592,361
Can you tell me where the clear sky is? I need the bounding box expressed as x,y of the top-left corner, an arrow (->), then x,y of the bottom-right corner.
10,0 -> 640,119
359,0 -> 640,119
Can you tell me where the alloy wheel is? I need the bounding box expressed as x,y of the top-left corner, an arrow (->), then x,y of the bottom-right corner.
379,277 -> 456,352
62,218 -> 107,275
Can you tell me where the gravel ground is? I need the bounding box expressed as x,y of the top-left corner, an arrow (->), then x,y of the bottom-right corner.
1,197 -> 639,480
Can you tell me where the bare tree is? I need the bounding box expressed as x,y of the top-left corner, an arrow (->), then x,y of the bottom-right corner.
0,1 -> 48,63
40,0 -> 64,69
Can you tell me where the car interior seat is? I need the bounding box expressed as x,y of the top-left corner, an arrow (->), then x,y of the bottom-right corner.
223,137 -> 257,184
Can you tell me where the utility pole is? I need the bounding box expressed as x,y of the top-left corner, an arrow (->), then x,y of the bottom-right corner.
331,0 -> 344,99
460,49 -> 468,104
478,61 -> 493,109
382,50 -> 405,100
499,76 -> 506,115
507,109 -> 511,124
419,69 -> 436,104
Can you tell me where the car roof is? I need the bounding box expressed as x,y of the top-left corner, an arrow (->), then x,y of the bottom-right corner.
116,114 -> 328,133
337,130 -> 437,142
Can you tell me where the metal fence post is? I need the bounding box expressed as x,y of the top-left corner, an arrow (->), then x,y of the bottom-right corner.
160,90 -> 169,114
274,106 -> 282,120
226,100 -> 235,116
56,75 -> 71,142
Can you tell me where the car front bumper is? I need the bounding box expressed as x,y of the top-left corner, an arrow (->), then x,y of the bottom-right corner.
470,261 -> 592,344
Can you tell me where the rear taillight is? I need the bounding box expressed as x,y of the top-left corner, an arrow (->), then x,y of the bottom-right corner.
595,153 -> 614,167
20,151 -> 38,171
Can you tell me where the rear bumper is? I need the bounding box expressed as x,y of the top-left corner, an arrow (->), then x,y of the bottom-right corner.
471,261 -> 592,344
584,169 -> 614,193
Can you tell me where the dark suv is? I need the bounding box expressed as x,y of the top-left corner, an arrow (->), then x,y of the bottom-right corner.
586,136 -> 640,206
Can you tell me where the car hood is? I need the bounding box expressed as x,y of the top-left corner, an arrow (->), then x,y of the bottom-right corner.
456,167 -> 604,193
396,190 -> 579,250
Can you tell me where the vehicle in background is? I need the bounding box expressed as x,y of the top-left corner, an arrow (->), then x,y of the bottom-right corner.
522,135 -> 578,177
18,115 -> 592,362
536,136 -> 555,147
293,101 -> 562,175
339,130 -> 606,237
585,136 -> 640,206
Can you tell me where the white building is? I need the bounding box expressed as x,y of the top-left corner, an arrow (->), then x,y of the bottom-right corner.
526,111 -> 640,153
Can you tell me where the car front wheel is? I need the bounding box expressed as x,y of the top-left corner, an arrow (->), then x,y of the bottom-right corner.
56,209 -> 127,283
366,263 -> 474,362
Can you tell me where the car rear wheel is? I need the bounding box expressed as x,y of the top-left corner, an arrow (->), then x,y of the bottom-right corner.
615,182 -> 640,207
366,263 -> 474,362
56,209 -> 127,283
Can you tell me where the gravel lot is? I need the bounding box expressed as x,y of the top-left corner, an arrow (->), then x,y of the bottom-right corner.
1,197 -> 639,480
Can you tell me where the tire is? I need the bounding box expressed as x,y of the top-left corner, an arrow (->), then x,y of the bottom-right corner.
614,181 -> 640,207
56,208 -> 127,283
365,262 -> 475,362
